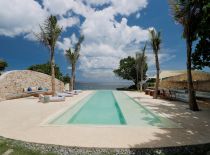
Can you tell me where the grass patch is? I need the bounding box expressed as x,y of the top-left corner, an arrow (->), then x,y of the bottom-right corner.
0,139 -> 55,155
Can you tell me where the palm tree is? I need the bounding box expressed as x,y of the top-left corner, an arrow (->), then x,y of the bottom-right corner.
169,0 -> 199,111
149,29 -> 161,99
140,42 -> 147,91
135,43 -> 147,91
36,15 -> 62,96
65,35 -> 84,91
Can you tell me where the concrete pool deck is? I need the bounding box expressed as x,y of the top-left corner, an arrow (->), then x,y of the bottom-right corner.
0,90 -> 210,148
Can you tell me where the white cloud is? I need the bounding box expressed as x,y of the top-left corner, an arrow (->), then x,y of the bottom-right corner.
81,0 -> 111,6
43,0 -> 93,17
111,0 -> 148,16
57,33 -> 78,52
0,0 -> 47,37
58,17 -> 80,31
0,0 -> 176,81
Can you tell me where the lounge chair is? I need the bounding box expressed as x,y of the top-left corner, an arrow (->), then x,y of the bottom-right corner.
64,90 -> 79,95
39,94 -> 65,103
56,92 -> 74,97
75,90 -> 82,93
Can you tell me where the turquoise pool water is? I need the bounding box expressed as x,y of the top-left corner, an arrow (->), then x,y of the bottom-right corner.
69,91 -> 126,125
50,90 -> 180,128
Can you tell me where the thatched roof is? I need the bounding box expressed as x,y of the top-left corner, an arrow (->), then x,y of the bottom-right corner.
164,70 -> 210,82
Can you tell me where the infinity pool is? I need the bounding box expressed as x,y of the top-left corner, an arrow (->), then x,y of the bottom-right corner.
50,91 -> 180,128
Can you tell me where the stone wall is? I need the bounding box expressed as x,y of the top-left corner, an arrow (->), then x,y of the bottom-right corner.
0,70 -> 64,100
160,80 -> 210,92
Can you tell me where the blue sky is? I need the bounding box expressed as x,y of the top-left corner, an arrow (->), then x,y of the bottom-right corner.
0,0 -> 208,82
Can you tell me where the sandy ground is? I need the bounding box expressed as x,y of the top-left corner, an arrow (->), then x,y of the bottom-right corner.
0,90 -> 210,148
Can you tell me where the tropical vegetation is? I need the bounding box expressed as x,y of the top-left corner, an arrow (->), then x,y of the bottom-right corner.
0,138 -> 55,155
62,74 -> 71,84
114,56 -> 148,89
169,0 -> 200,111
35,15 -> 62,96
0,59 -> 8,73
27,62 -> 63,81
191,0 -> 210,70
149,29 -> 161,99
65,35 -> 84,91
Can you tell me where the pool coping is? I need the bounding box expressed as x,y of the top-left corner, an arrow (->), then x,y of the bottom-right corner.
42,90 -> 181,128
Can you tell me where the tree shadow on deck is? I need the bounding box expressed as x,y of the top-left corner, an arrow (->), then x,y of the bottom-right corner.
128,95 -> 210,155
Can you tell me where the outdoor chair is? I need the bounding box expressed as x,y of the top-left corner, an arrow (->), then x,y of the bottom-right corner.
64,90 -> 79,95
39,94 -> 65,103
56,92 -> 74,97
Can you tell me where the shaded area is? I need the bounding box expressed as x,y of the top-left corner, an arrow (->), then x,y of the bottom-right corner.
127,91 -> 210,153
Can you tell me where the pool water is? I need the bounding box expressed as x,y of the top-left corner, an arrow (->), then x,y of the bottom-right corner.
69,91 -> 126,125
50,90 -> 180,128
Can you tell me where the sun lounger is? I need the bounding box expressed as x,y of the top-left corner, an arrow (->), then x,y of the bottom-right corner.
56,92 -> 73,97
64,90 -> 79,95
39,94 -> 65,103
74,90 -> 82,93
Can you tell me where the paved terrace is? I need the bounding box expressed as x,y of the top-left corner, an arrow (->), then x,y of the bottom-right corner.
0,91 -> 210,148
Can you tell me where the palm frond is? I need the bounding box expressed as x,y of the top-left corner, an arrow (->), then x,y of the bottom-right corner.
75,35 -> 85,53
65,35 -> 84,67
35,15 -> 62,51
149,29 -> 161,53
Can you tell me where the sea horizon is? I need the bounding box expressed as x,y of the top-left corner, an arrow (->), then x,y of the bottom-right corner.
75,81 -> 133,90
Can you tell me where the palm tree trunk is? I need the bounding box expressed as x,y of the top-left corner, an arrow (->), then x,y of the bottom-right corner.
69,77 -> 73,91
186,36 -> 199,111
140,66 -> 144,91
72,65 -> 76,90
136,67 -> 139,90
50,48 -> 56,96
154,51 -> 160,99
69,64 -> 74,91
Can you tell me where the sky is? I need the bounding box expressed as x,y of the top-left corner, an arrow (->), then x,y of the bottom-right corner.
0,0 -> 209,82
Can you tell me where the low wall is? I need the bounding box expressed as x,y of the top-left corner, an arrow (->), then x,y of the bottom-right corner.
160,80 -> 210,92
0,70 -> 64,100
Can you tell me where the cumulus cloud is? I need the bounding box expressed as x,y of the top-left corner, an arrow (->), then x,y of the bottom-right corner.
0,0 -> 47,37
58,17 -> 80,31
0,0 -> 176,80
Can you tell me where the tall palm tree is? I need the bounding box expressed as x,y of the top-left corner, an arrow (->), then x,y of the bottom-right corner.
140,42 -> 147,91
36,15 -> 62,96
135,43 -> 147,91
135,53 -> 141,90
169,0 -> 199,111
149,29 -> 161,99
65,35 -> 84,91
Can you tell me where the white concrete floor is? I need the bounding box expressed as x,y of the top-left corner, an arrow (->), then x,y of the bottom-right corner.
0,90 -> 210,148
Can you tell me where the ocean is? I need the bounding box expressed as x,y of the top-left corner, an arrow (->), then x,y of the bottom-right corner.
75,82 -> 133,90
